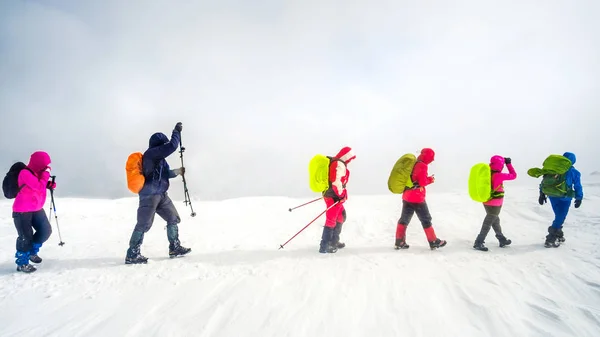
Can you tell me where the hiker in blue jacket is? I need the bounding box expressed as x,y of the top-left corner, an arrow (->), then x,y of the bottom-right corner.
125,122 -> 191,264
538,152 -> 583,247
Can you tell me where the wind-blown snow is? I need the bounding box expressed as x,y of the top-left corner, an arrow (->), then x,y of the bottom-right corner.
1,185 -> 599,337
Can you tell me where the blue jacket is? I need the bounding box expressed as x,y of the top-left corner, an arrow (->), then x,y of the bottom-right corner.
139,129 -> 181,196
548,152 -> 583,201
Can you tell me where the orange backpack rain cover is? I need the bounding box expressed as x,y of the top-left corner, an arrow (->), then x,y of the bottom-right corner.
126,152 -> 144,193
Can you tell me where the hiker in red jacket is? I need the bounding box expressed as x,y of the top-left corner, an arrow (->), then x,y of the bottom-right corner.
320,146 -> 355,253
395,148 -> 447,250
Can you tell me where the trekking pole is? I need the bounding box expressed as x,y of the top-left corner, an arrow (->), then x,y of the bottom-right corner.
48,176 -> 65,246
179,136 -> 196,217
288,197 -> 323,212
278,201 -> 339,249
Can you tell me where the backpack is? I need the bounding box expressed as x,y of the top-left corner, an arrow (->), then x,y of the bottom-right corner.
126,152 -> 145,193
308,154 -> 345,193
467,163 -> 505,202
527,154 -> 574,198
2,162 -> 32,199
387,153 -> 417,194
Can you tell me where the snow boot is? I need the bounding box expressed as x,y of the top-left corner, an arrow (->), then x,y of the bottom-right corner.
556,228 -> 566,243
319,226 -> 337,253
429,238 -> 447,250
394,238 -> 410,250
29,243 -> 43,263
496,234 -> 512,248
473,235 -> 489,251
169,240 -> 192,258
331,222 -> 345,249
125,231 -> 148,264
16,264 -> 36,273
545,226 -> 560,248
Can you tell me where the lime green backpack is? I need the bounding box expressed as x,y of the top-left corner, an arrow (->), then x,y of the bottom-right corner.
308,154 -> 344,193
527,155 -> 574,198
388,154 -> 417,194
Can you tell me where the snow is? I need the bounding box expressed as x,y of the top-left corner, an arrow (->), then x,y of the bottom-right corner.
1,185 -> 599,337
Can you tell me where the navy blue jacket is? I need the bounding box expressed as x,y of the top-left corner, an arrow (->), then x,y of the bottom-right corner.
139,129 -> 181,196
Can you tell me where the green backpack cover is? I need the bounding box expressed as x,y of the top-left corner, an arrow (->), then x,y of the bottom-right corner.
388,153 -> 417,194
468,163 -> 492,202
527,154 -> 574,198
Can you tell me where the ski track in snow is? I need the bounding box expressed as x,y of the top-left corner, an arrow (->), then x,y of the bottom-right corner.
0,185 -> 599,337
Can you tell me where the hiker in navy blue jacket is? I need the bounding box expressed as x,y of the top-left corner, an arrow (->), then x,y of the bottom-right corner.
538,152 -> 583,247
125,122 -> 191,264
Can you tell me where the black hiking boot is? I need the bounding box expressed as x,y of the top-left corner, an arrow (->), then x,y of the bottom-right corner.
429,238 -> 447,250
473,241 -> 489,251
394,238 -> 410,250
29,254 -> 42,264
545,226 -> 560,248
496,234 -> 512,248
556,228 -> 565,243
125,253 -> 148,264
16,264 -> 37,273
169,243 -> 191,258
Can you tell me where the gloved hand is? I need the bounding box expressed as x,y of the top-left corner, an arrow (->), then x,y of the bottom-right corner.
538,191 -> 547,205
504,157 -> 512,164
428,175 -> 435,184
173,167 -> 185,176
46,181 -> 56,190
574,199 -> 582,208
175,122 -> 183,132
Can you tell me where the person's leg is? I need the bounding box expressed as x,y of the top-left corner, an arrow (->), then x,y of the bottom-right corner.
156,193 -> 190,257
126,195 -> 160,263
13,212 -> 36,272
29,209 -> 53,263
395,201 -> 415,248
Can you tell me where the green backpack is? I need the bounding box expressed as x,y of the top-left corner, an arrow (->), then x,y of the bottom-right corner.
527,154 -> 575,198
388,153 -> 417,194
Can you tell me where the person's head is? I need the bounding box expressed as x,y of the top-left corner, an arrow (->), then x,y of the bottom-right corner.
418,148 -> 435,164
149,132 -> 169,148
489,155 -> 505,172
28,151 -> 51,173
336,146 -> 356,164
563,152 -> 576,165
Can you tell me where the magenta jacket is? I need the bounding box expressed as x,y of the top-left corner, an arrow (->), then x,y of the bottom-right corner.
13,151 -> 52,213
484,156 -> 517,207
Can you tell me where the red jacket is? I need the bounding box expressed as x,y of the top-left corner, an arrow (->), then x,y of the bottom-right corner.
403,148 -> 435,204
324,147 -> 356,200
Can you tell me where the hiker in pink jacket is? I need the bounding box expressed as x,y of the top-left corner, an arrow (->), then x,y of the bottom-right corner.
11,151 -> 56,273
473,155 -> 517,251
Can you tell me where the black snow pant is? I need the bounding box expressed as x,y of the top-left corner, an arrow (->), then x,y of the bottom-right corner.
13,210 -> 52,265
398,201 -> 433,228
475,205 -> 507,243
127,192 -> 181,257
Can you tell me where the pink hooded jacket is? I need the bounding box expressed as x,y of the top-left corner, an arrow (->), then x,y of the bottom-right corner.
483,155 -> 517,206
13,151 -> 52,213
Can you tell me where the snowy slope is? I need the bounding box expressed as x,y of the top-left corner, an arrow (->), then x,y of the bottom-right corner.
0,185 -> 599,337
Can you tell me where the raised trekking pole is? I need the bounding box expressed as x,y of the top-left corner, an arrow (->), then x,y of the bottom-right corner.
48,176 -> 65,246
288,197 -> 323,212
179,135 -> 196,217
279,201 -> 339,249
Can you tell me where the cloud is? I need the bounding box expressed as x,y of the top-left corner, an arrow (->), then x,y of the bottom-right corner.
1,0 -> 599,201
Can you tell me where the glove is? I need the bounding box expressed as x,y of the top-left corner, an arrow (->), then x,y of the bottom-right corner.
538,192 -> 547,205
46,181 -> 56,190
574,199 -> 582,208
175,122 -> 183,132
428,176 -> 435,184
173,167 -> 185,176
504,157 -> 511,164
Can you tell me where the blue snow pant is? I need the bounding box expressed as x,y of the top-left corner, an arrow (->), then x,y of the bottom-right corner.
549,197 -> 571,229
127,193 -> 181,257
13,210 -> 52,266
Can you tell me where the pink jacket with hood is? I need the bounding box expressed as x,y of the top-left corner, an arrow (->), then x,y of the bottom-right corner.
13,151 -> 52,213
483,155 -> 517,207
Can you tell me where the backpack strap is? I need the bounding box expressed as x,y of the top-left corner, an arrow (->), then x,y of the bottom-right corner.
490,171 -> 505,199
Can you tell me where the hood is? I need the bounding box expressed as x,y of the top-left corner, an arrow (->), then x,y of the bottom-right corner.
418,148 -> 435,164
335,146 -> 356,164
563,152 -> 576,165
149,132 -> 169,148
28,151 -> 51,173
489,155 -> 505,172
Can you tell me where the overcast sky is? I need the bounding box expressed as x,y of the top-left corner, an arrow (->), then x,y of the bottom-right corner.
1,0 -> 599,201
